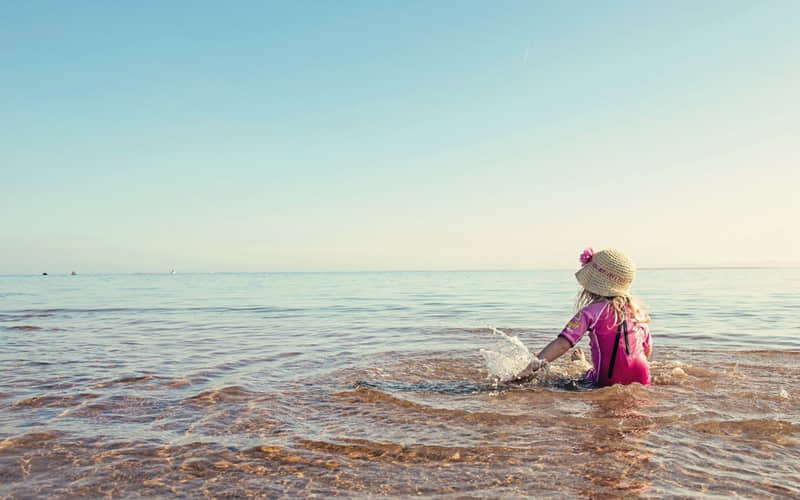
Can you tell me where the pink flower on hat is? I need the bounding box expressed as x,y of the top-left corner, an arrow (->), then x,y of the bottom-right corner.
580,247 -> 595,266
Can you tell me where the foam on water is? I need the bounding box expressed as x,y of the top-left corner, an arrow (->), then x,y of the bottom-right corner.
479,328 -> 534,381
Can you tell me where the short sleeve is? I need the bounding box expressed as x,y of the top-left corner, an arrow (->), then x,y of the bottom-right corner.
559,310 -> 590,346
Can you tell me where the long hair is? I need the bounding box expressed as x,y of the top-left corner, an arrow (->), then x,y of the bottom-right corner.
575,289 -> 650,326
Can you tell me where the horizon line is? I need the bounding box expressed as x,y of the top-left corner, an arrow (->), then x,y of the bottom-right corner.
3,264 -> 800,276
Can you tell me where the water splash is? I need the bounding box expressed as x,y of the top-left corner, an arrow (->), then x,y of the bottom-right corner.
479,328 -> 534,382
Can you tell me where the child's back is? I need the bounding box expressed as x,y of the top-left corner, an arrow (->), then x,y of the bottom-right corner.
560,300 -> 651,386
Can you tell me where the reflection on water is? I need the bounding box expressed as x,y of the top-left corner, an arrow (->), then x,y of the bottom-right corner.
1,271 -> 799,497
2,346 -> 797,498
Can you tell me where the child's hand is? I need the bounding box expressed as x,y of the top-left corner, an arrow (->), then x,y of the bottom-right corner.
503,358 -> 544,383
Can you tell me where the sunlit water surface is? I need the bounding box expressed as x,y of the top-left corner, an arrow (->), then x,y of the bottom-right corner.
2,269 -> 799,498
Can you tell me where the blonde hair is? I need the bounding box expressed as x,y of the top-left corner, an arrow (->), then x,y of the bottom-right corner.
575,289 -> 650,326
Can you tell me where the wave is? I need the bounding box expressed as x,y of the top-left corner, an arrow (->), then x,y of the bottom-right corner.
181,386 -> 263,407
0,431 -> 70,452
2,305 -> 311,317
692,419 -> 800,445
353,379 -> 493,395
335,385 -> 523,424
5,325 -> 43,331
12,392 -> 102,409
294,437 -> 526,464
90,375 -> 154,389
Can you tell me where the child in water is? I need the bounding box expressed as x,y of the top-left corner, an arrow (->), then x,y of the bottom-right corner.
512,248 -> 652,386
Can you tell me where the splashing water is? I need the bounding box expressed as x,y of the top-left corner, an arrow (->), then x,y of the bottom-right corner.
479,328 -> 534,381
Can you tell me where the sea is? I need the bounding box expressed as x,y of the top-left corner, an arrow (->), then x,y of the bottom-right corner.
1,269 -> 798,498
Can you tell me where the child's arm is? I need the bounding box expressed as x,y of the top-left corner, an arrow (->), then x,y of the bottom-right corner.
507,336 -> 572,381
537,336 -> 573,363
507,308 -> 591,382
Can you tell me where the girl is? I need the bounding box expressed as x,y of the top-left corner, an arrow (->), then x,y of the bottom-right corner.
512,248 -> 652,386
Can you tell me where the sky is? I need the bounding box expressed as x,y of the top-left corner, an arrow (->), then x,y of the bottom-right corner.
2,1 -> 798,273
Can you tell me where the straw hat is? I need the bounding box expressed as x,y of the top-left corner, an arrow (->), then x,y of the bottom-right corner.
575,248 -> 636,297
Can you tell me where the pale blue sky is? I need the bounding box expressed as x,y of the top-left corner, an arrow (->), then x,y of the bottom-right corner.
2,1 -> 798,273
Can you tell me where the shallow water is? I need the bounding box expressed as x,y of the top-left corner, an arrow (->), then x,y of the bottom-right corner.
1,270 -> 799,498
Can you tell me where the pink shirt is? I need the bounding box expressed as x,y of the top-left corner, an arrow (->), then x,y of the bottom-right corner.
559,301 -> 651,387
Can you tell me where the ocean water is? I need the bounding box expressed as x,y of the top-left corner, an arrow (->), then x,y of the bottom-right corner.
1,269 -> 799,498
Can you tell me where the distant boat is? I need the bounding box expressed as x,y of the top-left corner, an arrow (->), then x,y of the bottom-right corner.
71,271 -> 77,276
42,272 -> 48,276
170,269 -> 176,274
